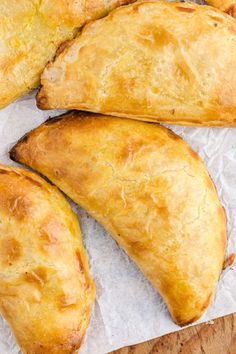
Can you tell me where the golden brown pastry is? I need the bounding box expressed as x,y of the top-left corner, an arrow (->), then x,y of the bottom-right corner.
207,1 -> 236,17
11,111 -> 227,325
0,0 -> 133,109
0,164 -> 95,353
37,0 -> 236,127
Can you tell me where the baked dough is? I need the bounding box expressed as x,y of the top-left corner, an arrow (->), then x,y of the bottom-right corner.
207,1 -> 236,17
0,0 -> 133,109
11,111 -> 227,325
0,164 -> 95,353
37,0 -> 236,126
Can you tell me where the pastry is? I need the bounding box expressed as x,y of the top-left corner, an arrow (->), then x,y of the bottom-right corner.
0,164 -> 95,353
0,0 -> 133,109
10,111 -> 227,325
37,0 -> 236,126
207,1 -> 236,17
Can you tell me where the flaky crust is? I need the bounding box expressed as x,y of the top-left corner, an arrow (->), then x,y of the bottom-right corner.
0,0 -> 133,109
37,1 -> 236,127
207,1 -> 236,17
0,164 -> 95,353
11,112 -> 227,325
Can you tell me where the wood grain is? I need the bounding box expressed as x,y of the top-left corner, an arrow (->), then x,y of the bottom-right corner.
110,314 -> 236,354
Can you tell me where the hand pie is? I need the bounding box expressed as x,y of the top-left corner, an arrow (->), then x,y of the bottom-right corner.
0,0 -> 133,109
37,0 -> 236,127
11,111 -> 227,325
207,1 -> 236,17
0,164 -> 95,353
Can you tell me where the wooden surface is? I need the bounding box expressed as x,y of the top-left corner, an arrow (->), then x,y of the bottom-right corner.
110,313 -> 236,354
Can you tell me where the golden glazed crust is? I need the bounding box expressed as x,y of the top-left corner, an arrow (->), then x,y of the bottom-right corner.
207,1 -> 236,17
0,0 -> 133,109
37,1 -> 236,127
0,164 -> 95,354
11,112 -> 227,325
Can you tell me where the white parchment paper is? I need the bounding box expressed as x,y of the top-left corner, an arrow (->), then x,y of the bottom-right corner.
0,2 -> 236,353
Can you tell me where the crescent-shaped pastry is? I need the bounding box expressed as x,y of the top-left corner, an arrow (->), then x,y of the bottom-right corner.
10,111 -> 227,325
207,1 -> 236,17
37,0 -> 236,127
0,164 -> 95,353
0,0 -> 133,109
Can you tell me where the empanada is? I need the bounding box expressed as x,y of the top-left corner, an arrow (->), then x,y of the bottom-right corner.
0,0 -> 133,109
11,111 -> 227,325
0,164 -> 95,353
207,1 -> 236,17
37,1 -> 236,126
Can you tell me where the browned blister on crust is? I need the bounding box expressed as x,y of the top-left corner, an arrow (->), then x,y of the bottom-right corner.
0,0 -> 134,109
207,1 -> 236,17
11,112 -> 227,326
0,164 -> 95,354
37,1 -> 236,126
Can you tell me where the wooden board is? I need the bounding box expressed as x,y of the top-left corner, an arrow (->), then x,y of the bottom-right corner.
110,313 -> 236,354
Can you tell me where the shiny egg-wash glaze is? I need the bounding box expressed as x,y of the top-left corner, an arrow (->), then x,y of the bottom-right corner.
0,164 -> 95,354
37,1 -> 236,126
0,0 -> 133,109
11,112 -> 227,325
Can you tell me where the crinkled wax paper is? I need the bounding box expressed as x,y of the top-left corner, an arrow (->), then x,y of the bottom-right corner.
0,2 -> 236,353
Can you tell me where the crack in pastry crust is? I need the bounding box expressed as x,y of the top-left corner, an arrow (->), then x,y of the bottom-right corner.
37,1 -> 236,126
10,111 -> 227,326
0,164 -> 95,354
0,0 -> 134,109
